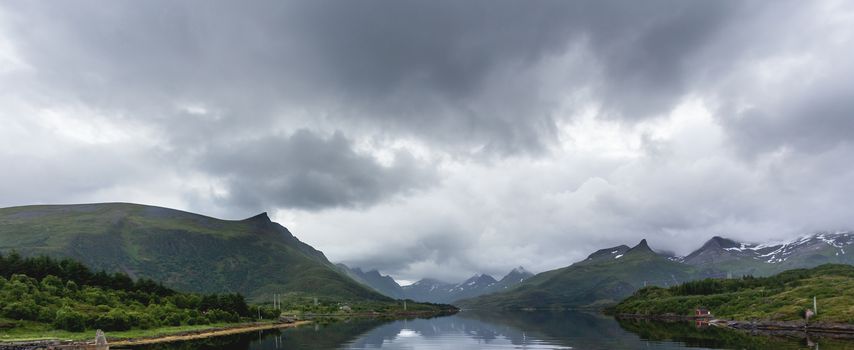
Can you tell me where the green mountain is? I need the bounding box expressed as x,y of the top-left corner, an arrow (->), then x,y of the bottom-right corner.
457,240 -> 696,309
613,264 -> 854,323
0,203 -> 388,301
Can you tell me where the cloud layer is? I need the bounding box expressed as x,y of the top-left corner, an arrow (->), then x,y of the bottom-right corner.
1,0 -> 853,282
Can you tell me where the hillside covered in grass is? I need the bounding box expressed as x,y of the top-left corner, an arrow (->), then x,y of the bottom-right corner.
613,264 -> 854,323
0,203 -> 385,301
0,252 -> 269,337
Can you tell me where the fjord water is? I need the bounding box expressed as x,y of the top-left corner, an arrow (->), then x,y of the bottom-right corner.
130,311 -> 847,350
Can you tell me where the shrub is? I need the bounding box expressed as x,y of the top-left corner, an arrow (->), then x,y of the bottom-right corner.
2,300 -> 39,320
54,307 -> 86,332
206,309 -> 239,323
93,309 -> 132,331
164,313 -> 184,326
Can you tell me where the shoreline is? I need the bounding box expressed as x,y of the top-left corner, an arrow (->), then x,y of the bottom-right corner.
615,314 -> 854,338
0,310 -> 458,349
0,321 -> 311,350
109,320 -> 312,347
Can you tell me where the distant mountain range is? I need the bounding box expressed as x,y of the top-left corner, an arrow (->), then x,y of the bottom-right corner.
336,264 -> 406,299
678,232 -> 853,277
2,202 -> 850,309
459,232 -> 853,309
338,264 -> 533,304
0,203 -> 388,302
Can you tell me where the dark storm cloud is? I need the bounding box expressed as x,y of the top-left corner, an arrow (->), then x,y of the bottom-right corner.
3,0 -> 854,281
196,129 -> 435,211
3,0 -> 740,155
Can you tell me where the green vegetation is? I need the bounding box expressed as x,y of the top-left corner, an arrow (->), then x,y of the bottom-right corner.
458,241 -> 697,309
0,252 -> 278,338
613,264 -> 854,323
0,252 -> 455,342
0,203 -> 386,301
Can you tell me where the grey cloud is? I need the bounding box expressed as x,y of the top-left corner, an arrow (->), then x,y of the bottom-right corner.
3,0 -> 854,281
2,0 -> 741,155
725,84 -> 854,156
195,129 -> 435,211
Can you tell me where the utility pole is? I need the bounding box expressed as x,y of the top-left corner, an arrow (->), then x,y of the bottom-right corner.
814,296 -> 817,315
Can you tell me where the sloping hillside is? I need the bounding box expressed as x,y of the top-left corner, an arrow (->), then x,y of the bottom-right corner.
0,203 -> 387,301
458,240 -> 696,309
614,264 -> 854,323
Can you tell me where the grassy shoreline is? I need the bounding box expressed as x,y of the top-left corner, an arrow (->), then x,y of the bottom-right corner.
0,309 -> 458,347
109,320 -> 312,346
0,320 -> 278,343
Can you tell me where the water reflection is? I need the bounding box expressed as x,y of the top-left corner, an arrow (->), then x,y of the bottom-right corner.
129,311 -> 853,350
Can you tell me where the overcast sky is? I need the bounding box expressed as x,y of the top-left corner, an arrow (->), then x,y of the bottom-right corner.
1,1 -> 853,283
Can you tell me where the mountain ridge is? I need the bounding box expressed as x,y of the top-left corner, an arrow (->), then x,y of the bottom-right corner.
339,266 -> 533,304
459,233 -> 853,309
0,202 -> 388,302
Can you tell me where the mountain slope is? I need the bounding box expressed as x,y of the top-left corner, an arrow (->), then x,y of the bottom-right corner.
458,240 -> 696,309
401,278 -> 456,303
0,203 -> 388,301
493,266 -> 534,290
681,232 -> 854,278
337,264 -> 405,299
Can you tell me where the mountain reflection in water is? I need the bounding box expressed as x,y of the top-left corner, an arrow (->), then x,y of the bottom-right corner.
129,311 -> 851,350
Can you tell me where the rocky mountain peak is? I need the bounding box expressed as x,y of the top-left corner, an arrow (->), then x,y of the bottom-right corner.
244,212 -> 271,223
626,239 -> 654,254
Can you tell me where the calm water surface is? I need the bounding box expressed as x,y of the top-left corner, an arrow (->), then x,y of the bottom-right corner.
129,311 -> 853,350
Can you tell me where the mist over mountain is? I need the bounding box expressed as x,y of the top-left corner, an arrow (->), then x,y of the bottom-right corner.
336,264 -> 406,300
